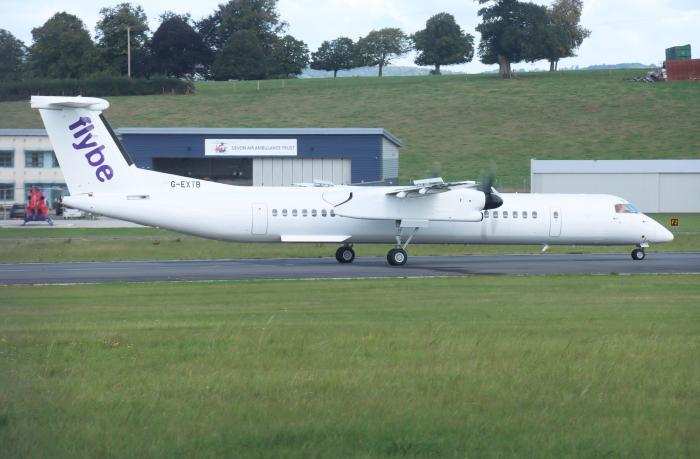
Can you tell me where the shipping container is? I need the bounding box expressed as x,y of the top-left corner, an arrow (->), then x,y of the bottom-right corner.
665,45 -> 692,61
666,59 -> 700,81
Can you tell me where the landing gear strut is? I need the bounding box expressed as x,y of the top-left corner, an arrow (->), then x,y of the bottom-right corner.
387,221 -> 421,266
631,247 -> 646,261
335,245 -> 355,264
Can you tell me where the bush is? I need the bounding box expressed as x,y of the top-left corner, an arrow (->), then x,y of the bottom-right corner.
0,76 -> 193,101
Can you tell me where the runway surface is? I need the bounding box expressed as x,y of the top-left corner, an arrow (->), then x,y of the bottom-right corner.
1,252 -> 699,285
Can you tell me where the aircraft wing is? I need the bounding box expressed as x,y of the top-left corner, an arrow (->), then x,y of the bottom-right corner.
385,177 -> 477,199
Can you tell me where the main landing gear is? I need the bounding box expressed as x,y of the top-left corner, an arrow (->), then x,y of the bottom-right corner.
335,245 -> 355,263
334,222 -> 421,266
387,248 -> 408,266
387,222 -> 421,266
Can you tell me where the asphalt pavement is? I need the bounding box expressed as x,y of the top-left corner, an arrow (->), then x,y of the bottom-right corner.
1,252 -> 698,285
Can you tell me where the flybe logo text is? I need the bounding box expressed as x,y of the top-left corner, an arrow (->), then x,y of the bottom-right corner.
69,117 -> 114,182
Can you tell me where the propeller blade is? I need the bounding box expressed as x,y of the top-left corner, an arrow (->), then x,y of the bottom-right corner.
478,162 -> 503,210
432,161 -> 442,179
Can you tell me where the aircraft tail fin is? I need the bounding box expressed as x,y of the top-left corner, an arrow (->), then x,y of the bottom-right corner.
31,96 -> 140,195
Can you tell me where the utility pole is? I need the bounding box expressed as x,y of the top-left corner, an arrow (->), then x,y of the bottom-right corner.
127,25 -> 131,78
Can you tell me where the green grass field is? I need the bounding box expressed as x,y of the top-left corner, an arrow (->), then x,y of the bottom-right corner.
1,70 -> 699,185
0,214 -> 697,263
1,276 -> 699,458
2,70 -> 698,458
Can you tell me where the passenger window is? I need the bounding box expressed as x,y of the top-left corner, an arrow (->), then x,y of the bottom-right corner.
330,209 -> 336,217
532,211 -> 538,219
493,211 -> 498,219
513,211 -> 518,219
282,209 -> 288,217
484,211 -> 489,218
302,209 -> 308,217
292,209 -> 298,217
321,209 -> 327,217
272,209 -> 278,217
311,209 -> 317,217
522,211 -> 528,219
503,211 -> 508,219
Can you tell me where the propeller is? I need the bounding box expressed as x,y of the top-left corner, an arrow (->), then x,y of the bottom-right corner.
478,163 -> 503,210
432,161 -> 442,178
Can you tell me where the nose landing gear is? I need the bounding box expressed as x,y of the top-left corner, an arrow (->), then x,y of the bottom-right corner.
631,247 -> 646,260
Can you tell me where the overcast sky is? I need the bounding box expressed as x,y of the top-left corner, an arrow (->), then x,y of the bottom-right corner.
2,0 -> 699,72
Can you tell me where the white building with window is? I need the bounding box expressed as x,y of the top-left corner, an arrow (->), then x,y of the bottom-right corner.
0,129 -> 67,207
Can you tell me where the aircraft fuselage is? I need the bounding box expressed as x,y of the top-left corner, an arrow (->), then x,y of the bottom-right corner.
63,172 -> 672,248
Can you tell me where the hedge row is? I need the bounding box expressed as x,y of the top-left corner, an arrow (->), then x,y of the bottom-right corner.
0,76 -> 194,101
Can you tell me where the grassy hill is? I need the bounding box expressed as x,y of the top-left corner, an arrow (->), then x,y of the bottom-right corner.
1,69 -> 699,187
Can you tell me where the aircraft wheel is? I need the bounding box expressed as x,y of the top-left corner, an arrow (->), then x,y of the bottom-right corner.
631,248 -> 646,261
387,248 -> 407,266
335,246 -> 355,264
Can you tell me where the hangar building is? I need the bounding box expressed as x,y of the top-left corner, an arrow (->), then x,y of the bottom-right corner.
531,159 -> 700,213
117,128 -> 400,187
0,127 -> 401,206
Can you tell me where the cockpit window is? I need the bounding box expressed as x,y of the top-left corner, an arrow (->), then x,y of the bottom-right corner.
615,203 -> 640,214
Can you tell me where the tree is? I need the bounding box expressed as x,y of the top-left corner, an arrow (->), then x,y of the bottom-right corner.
151,13 -> 212,77
310,37 -> 355,78
28,13 -> 96,79
270,35 -> 309,78
543,0 -> 590,71
355,28 -> 412,77
200,0 -> 308,80
412,13 -> 474,75
211,29 -> 267,80
476,0 -> 549,79
197,0 -> 284,52
95,3 -> 149,76
0,29 -> 26,81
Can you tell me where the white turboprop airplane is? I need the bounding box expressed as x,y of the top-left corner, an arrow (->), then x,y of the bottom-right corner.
31,96 -> 674,265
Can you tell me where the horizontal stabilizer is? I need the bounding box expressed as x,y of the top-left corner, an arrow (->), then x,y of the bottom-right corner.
31,96 -> 109,111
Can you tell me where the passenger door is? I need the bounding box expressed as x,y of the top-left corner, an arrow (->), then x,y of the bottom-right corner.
251,203 -> 268,235
549,207 -> 562,237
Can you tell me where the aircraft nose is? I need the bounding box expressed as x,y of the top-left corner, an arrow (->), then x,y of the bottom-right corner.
649,221 -> 674,243
660,226 -> 674,243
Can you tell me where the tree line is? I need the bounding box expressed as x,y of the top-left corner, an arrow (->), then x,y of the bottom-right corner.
0,0 -> 589,82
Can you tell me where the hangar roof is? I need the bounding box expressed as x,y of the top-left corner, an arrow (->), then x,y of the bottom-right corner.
116,127 -> 402,147
0,128 -> 402,147
0,129 -> 47,136
531,159 -> 700,174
